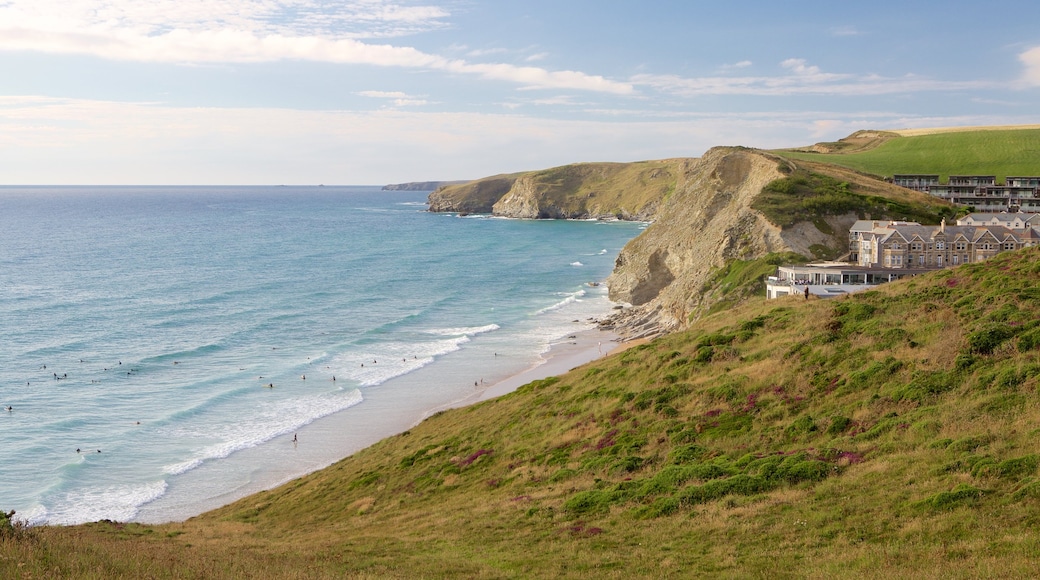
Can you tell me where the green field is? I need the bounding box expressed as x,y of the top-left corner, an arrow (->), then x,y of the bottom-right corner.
776,129 -> 1040,183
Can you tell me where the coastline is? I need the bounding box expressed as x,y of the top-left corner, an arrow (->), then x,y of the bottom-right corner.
135,324 -> 630,524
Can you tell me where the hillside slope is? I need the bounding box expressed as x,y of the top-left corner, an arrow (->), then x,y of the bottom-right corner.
7,247 -> 1040,578
427,159 -> 691,220
604,147 -> 957,338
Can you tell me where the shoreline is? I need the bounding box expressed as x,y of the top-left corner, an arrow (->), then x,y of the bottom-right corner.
135,323 -> 632,524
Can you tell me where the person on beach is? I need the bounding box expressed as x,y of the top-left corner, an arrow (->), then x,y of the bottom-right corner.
804,286 -> 810,300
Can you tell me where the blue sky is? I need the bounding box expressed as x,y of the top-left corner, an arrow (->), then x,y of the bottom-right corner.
2,0 -> 1039,184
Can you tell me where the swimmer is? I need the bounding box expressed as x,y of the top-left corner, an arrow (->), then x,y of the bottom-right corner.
76,448 -> 80,453
301,374 -> 306,380
332,376 -> 336,381
5,406 -> 11,412
267,383 -> 274,388
97,449 -> 101,453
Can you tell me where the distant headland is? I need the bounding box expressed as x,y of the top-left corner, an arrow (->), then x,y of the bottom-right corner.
381,181 -> 468,191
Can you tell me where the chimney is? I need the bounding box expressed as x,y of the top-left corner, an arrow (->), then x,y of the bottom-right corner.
941,217 -> 946,233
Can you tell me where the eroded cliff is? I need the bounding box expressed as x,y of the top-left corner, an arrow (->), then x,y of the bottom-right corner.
603,147 -> 954,338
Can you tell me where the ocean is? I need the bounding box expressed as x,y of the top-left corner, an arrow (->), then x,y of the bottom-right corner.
0,186 -> 645,525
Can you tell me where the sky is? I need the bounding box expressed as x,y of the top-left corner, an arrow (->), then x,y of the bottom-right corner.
1,0 -> 1039,185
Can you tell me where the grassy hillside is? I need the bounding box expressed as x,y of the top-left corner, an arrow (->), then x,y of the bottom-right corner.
775,128 -> 1040,183
6,247 -> 1040,578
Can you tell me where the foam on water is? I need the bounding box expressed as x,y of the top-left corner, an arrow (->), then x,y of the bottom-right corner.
162,388 -> 364,475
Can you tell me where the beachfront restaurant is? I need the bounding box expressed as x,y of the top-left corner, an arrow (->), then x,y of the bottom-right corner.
765,262 -> 929,299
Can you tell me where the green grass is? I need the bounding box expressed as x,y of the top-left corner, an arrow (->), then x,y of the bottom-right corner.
775,129 -> 1040,182
752,167 -> 958,228
6,247 -> 1040,578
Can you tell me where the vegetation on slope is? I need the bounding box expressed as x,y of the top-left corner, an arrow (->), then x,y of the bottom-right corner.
6,247 -> 1040,578
753,165 -> 960,229
775,129 -> 1040,182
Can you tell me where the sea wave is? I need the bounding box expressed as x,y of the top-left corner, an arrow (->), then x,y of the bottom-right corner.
425,324 -> 500,337
534,289 -> 587,315
333,334 -> 481,387
161,389 -> 364,476
40,480 -> 168,526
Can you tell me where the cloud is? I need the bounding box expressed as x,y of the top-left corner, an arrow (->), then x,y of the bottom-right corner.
466,47 -> 509,57
1021,46 -> 1040,86
0,1 -> 634,94
5,96 -> 1040,184
358,90 -> 409,98
358,90 -> 427,106
829,25 -> 862,37
633,59 -> 993,97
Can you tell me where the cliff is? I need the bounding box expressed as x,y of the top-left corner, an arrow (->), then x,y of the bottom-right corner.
604,147 -> 956,338
427,159 -> 691,219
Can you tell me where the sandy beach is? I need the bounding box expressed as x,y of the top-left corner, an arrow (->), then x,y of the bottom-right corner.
135,325 -> 629,523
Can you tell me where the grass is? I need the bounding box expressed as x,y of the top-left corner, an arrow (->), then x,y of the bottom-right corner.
774,129 -> 1040,182
6,246 -> 1040,578
752,165 -> 958,228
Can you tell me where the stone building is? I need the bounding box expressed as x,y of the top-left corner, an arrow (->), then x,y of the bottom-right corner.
849,216 -> 1038,269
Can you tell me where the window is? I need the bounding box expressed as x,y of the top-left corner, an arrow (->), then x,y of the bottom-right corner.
937,255 -> 943,267
955,242 -> 966,251
1004,242 -> 1016,250
952,255 -> 959,265
936,241 -> 945,250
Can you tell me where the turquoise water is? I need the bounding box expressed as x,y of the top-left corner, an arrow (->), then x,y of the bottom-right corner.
0,186 -> 644,524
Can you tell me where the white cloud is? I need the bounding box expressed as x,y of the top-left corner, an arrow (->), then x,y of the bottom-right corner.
358,90 -> 409,98
7,96 -> 1038,185
525,52 -> 549,62
0,1 -> 633,94
1020,46 -> 1040,86
632,59 -> 993,97
829,25 -> 862,37
357,90 -> 427,106
466,47 -> 508,57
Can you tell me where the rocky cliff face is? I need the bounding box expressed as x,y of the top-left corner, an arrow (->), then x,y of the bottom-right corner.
427,176 -> 518,214
603,147 -> 858,339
